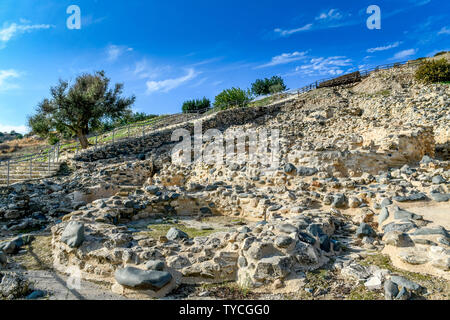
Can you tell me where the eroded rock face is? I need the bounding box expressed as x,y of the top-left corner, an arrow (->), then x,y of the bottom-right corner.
2,59 -> 449,299
0,272 -> 31,299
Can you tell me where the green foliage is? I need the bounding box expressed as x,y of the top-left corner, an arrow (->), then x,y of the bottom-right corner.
27,70 -> 135,149
47,134 -> 60,146
182,97 -> 211,113
98,112 -> 159,132
415,58 -> 450,84
251,76 -> 287,96
434,51 -> 448,57
213,87 -> 252,109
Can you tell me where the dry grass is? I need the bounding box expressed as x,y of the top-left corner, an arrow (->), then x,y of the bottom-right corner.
12,235 -> 53,271
0,136 -> 47,159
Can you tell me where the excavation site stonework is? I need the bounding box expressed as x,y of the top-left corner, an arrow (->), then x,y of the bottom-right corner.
0,59 -> 449,300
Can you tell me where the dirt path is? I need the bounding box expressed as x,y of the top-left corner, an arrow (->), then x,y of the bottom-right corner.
21,270 -> 129,300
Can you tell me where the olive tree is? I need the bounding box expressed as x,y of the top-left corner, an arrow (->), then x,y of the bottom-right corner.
28,71 -> 135,149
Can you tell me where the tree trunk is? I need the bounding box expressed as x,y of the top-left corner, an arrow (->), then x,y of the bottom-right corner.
77,131 -> 89,149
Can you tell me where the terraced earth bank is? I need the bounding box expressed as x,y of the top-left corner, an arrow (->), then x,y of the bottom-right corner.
0,60 -> 449,300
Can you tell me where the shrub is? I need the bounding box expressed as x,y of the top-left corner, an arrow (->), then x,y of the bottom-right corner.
182,97 -> 211,113
48,134 -> 60,146
434,51 -> 448,57
213,87 -> 252,109
415,58 -> 450,83
251,76 -> 287,96
27,70 -> 135,149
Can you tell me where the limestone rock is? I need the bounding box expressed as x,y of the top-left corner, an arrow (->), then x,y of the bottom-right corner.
61,221 -> 85,248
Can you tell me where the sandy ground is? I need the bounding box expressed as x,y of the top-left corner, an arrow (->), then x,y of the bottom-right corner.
399,201 -> 450,230
22,270 -> 128,300
381,201 -> 450,280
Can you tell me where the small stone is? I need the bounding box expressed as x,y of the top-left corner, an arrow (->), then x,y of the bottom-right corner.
284,163 -> 296,174
395,287 -> 411,300
319,234 -> 331,252
432,175 -> 445,184
297,166 -> 318,176
348,197 -> 361,208
420,155 -> 432,164
390,276 -> 421,292
380,198 -> 392,207
430,193 -> 450,202
393,208 -> 422,220
412,226 -> 449,237
356,223 -> 376,238
382,231 -> 414,247
393,193 -> 427,202
384,280 -> 399,300
275,236 -> 294,248
276,223 -> 298,234
273,279 -> 284,289
166,227 -> 189,241
26,290 -> 46,300
378,207 -> 389,225
145,260 -> 165,271
365,276 -> 382,290
332,194 -> 347,209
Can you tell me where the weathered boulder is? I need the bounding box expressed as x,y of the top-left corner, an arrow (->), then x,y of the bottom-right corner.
0,272 -> 31,299
356,223 -> 376,238
382,231 -> 414,247
0,250 -> 7,265
384,280 -> 399,300
145,260 -> 166,271
114,266 -> 172,291
166,227 -> 189,241
61,221 -> 85,248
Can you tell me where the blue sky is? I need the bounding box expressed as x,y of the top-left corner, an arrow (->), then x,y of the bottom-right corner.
0,0 -> 449,133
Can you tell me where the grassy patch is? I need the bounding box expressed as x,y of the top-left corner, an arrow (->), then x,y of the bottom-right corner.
12,235 -> 53,271
303,268 -> 332,295
360,253 -> 449,300
200,282 -> 258,299
146,223 -> 221,239
377,89 -> 391,97
347,284 -> 383,300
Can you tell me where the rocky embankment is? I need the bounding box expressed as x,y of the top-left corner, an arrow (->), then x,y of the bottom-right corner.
0,62 -> 449,300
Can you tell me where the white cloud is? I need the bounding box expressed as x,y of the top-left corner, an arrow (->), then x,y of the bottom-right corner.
146,68 -> 198,94
0,124 -> 28,134
256,51 -> 308,69
438,27 -> 450,35
107,45 -> 133,62
0,69 -> 20,91
274,24 -> 313,37
133,59 -> 172,80
290,56 -> 352,77
0,22 -> 53,43
367,41 -> 402,53
315,9 -> 343,21
391,48 -> 417,60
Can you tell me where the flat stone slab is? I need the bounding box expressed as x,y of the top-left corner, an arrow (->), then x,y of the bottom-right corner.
115,267 -> 172,291
430,193 -> 450,202
393,193 -> 427,202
